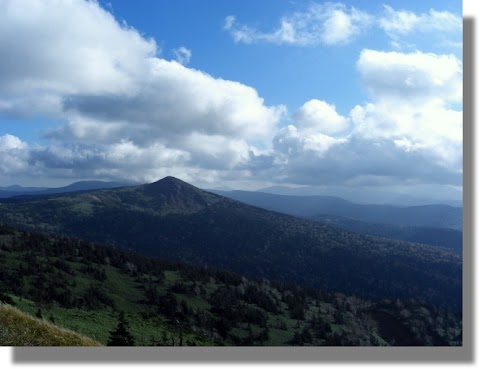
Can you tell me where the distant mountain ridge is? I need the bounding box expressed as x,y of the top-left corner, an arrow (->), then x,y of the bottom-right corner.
255,185 -> 462,207
212,190 -> 462,231
0,176 -> 462,311
0,180 -> 132,199
0,185 -> 47,192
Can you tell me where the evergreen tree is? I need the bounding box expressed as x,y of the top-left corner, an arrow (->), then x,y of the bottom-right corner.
35,308 -> 43,319
107,311 -> 135,346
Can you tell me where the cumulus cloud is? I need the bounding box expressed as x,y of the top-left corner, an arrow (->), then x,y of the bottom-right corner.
0,0 -> 285,184
293,99 -> 348,134
172,46 -> 192,65
0,0 -> 156,97
273,125 -> 343,159
247,48 -> 462,188
263,133 -> 460,187
357,49 -> 462,102
61,59 -> 285,140
28,140 -> 191,182
224,2 -> 372,46
0,0 -> 462,194
0,134 -> 30,175
0,0 -> 283,141
350,101 -> 462,171
180,133 -> 250,170
353,49 -> 462,172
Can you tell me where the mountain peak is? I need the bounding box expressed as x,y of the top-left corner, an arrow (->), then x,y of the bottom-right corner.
156,176 -> 186,184
142,176 -> 222,213
147,176 -> 195,191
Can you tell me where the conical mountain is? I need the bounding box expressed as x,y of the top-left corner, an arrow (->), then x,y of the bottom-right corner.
140,176 -> 226,214
0,176 -> 462,311
144,176 -> 199,195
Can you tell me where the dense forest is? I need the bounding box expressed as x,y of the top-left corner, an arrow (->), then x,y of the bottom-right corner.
0,225 -> 462,346
311,215 -> 462,254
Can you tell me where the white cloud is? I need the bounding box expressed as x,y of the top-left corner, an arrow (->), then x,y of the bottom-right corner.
378,5 -> 462,50
224,4 -> 461,51
293,99 -> 348,134
0,134 -> 29,175
253,47 -> 463,188
0,0 -> 284,141
58,58 -> 285,140
0,0 -> 285,184
181,133 -> 250,170
8,46 -> 462,190
350,101 -> 462,171
357,49 -> 462,103
257,126 -> 461,188
379,5 -> 462,37
105,140 -> 189,165
321,6 -> 372,45
224,2 -> 372,46
0,0 -> 157,97
273,125 -> 342,158
352,49 -> 462,173
0,0 -> 462,193
172,46 -> 192,65
0,134 -> 25,151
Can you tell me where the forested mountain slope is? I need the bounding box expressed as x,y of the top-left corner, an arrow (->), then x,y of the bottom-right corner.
0,177 -> 462,311
0,225 -> 462,346
311,215 -> 462,254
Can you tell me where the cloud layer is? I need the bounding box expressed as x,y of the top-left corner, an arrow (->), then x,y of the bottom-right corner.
0,0 -> 462,193
253,47 -> 462,188
0,0 -> 284,185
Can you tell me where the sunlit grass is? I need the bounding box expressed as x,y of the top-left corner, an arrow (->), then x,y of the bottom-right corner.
0,303 -> 101,346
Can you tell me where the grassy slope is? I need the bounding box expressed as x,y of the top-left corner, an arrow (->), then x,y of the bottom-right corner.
0,303 -> 100,346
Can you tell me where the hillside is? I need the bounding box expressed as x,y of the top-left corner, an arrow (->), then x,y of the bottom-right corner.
213,190 -> 462,230
0,303 -> 101,346
0,225 -> 462,346
312,215 -> 462,254
0,177 -> 462,311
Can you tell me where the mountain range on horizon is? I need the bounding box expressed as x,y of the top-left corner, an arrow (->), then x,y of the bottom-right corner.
0,176 -> 462,312
0,180 -> 133,199
212,189 -> 462,231
1,177 -> 463,250
253,185 -> 462,208
1,179 -> 462,208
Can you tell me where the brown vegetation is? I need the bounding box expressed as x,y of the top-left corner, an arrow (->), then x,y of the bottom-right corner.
0,303 -> 101,346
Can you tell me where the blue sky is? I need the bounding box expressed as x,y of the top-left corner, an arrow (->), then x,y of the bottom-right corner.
101,0 -> 461,114
0,0 -> 463,202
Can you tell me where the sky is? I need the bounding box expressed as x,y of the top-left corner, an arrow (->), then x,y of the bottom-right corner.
0,0 -> 463,202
